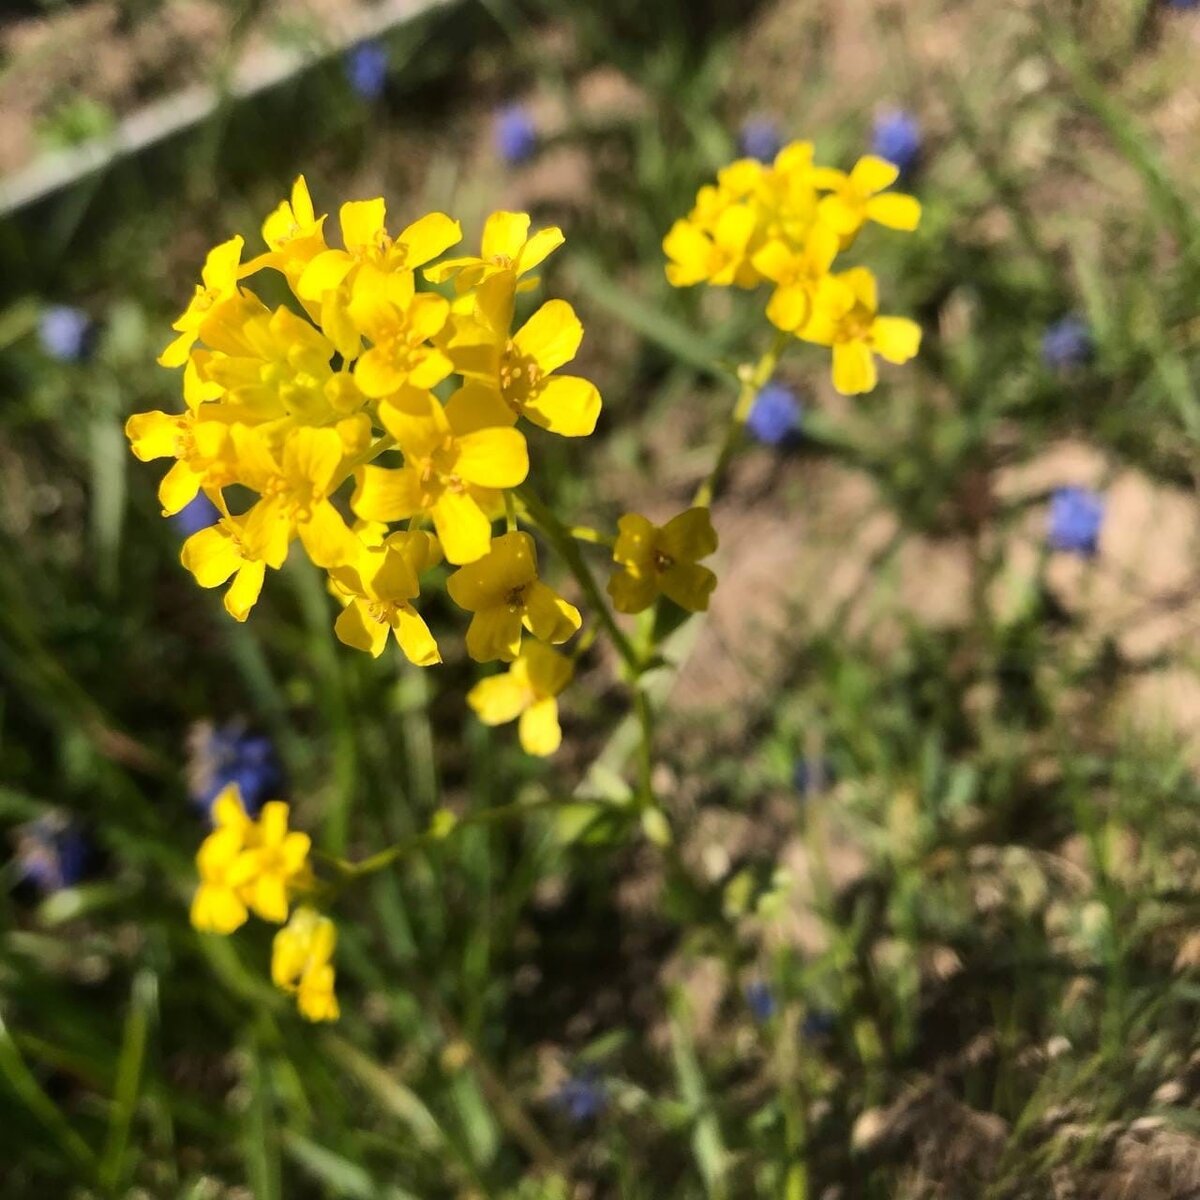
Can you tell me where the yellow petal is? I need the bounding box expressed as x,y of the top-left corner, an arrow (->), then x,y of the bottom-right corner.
849,155 -> 900,195
181,526 -> 241,587
201,235 -> 244,290
467,672 -> 530,725
454,426 -> 530,489
392,604 -> 441,666
513,300 -> 583,373
297,249 -> 354,301
431,489 -> 493,566
335,599 -> 391,657
298,500 -> 353,569
354,346 -> 407,399
523,641 -> 573,697
397,212 -> 462,267
445,383 -> 517,435
225,561 -> 266,622
765,282 -> 811,333
158,460 -> 202,515
351,466 -> 421,523
518,697 -> 562,756
522,375 -> 601,437
865,192 -> 921,232
612,512 -> 657,571
126,411 -> 183,461
659,562 -> 717,612
663,220 -> 715,286
521,581 -> 581,645
607,568 -> 658,614
516,226 -> 565,275
817,194 -> 861,237
158,329 -> 196,368
481,211 -> 532,262
191,884 -> 248,934
340,198 -> 387,252
465,606 -> 525,663
285,427 -> 343,496
252,873 -> 290,924
831,341 -> 878,396
871,316 -> 922,364
660,508 -> 717,563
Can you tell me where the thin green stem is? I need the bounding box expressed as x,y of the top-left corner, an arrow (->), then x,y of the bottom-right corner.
515,484 -> 641,673
693,331 -> 791,508
635,688 -> 655,808
325,793 -> 566,881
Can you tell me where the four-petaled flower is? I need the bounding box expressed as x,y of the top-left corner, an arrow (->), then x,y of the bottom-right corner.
608,508 -> 718,614
272,907 -> 340,1022
467,641 -> 574,756
812,155 -> 921,241
447,531 -> 582,662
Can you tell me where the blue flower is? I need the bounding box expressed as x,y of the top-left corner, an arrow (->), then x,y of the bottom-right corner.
1047,486 -> 1104,557
747,384 -> 803,446
793,756 -> 836,795
494,104 -> 537,165
171,493 -> 221,537
1165,0 -> 1199,9
15,815 -> 89,893
345,41 -> 389,100
39,306 -> 93,362
187,722 -> 284,818
871,109 -> 922,175
746,981 -> 776,1022
1042,316 -> 1093,370
739,116 -> 782,164
553,1068 -> 605,1123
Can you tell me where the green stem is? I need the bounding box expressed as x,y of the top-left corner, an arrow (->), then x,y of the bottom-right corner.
635,688 -> 655,808
326,793 -> 566,881
515,484 -> 641,674
693,331 -> 791,508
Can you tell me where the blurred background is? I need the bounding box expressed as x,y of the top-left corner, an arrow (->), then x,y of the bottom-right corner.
5,0 -> 1200,1196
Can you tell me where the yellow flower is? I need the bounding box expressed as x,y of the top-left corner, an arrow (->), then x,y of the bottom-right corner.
351,388 -> 528,565
246,175 -> 328,292
448,274 -> 602,437
272,907 -> 339,1023
159,236 -> 247,368
447,531 -> 581,663
608,508 -> 718,614
348,268 -> 453,398
296,199 -> 460,359
181,511 -> 268,621
799,267 -> 921,396
329,531 -> 442,664
227,801 -> 311,924
813,156 -> 921,240
467,641 -> 573,756
231,425 -> 357,570
425,210 -> 564,292
125,408 -> 236,515
663,205 -> 761,288
201,305 -> 364,426
190,785 -> 254,934
752,222 -> 841,333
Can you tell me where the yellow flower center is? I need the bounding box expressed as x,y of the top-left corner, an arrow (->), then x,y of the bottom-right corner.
489,254 -> 514,268
366,600 -> 396,624
653,549 -> 675,573
498,340 -> 542,407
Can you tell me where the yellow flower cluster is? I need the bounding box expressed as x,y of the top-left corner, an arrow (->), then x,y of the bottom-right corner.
663,143 -> 923,395
190,784 -> 337,1022
127,179 -> 600,654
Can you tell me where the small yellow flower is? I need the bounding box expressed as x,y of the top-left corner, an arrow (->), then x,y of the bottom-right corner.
227,801 -> 311,924
181,510 -> 268,621
468,641 -> 573,756
272,907 -> 339,1023
351,388 -> 528,565
608,508 -> 718,614
447,531 -> 582,663
124,408 -> 235,515
663,205 -> 761,289
752,222 -> 841,333
812,156 -> 921,241
799,267 -> 921,396
159,236 -> 247,368
425,210 -> 564,292
329,531 -> 442,664
348,269 -> 453,398
246,175 -> 328,292
231,425 -> 357,570
190,785 -> 254,934
448,274 -> 601,437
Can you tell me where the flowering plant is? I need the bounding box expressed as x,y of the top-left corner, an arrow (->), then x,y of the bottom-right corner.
127,142 -> 920,1019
